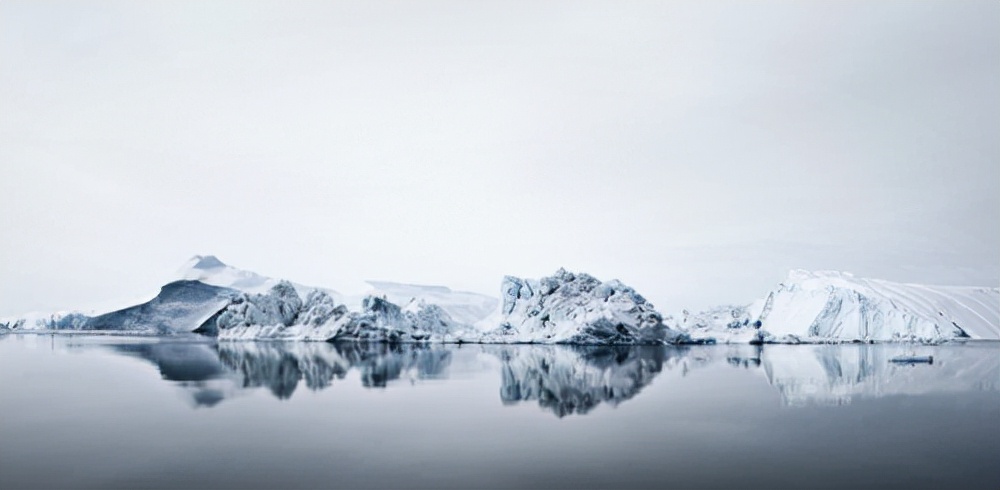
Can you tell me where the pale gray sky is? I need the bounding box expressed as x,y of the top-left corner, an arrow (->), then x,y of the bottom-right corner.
2,1 -> 998,316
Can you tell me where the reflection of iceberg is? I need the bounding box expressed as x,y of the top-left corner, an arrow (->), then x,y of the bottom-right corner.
760,344 -> 1000,406
217,342 -> 351,398
105,338 -> 1000,413
333,343 -> 452,388
216,342 -> 454,394
110,341 -> 244,407
110,341 -> 456,404
487,345 -> 679,417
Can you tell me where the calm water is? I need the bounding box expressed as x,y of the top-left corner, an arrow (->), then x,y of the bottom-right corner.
0,334 -> 997,490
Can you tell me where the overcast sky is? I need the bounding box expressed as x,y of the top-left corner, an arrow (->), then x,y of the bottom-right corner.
2,1 -> 998,316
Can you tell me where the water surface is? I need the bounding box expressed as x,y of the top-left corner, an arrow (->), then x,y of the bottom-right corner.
1,334 -> 997,489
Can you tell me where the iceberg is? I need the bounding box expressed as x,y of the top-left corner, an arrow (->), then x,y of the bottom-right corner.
5,258 -> 996,346
0,311 -> 91,331
204,281 -> 473,342
478,269 -> 689,345
364,281 -> 498,327
0,281 -> 237,334
683,270 -> 1000,344
84,280 -> 237,334
679,305 -> 761,344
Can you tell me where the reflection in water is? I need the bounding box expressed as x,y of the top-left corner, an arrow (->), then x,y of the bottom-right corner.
491,345 -> 680,417
335,342 -> 453,388
218,342 -> 350,398
108,339 -> 1000,414
217,342 -> 453,397
113,341 -> 239,407
760,344 -> 1000,406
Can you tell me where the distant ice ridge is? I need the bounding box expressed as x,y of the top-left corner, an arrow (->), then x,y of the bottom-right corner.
682,270 -> 1000,344
479,269 -> 689,345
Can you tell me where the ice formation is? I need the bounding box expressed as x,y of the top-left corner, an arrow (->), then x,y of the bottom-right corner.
365,281 -> 498,327
0,281 -> 237,334
479,269 -> 688,345
683,270 -> 1000,344
4,257 -> 997,346
0,311 -> 90,331
204,281 -> 472,342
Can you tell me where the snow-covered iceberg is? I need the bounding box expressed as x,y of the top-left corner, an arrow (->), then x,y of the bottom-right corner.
683,270 -> 1000,344
212,269 -> 689,345
0,311 -> 90,331
364,281 -> 498,327
204,281 -> 474,342
6,258 -> 997,346
1,280 -> 237,334
85,280 -> 237,334
679,305 -> 761,344
479,269 -> 688,345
